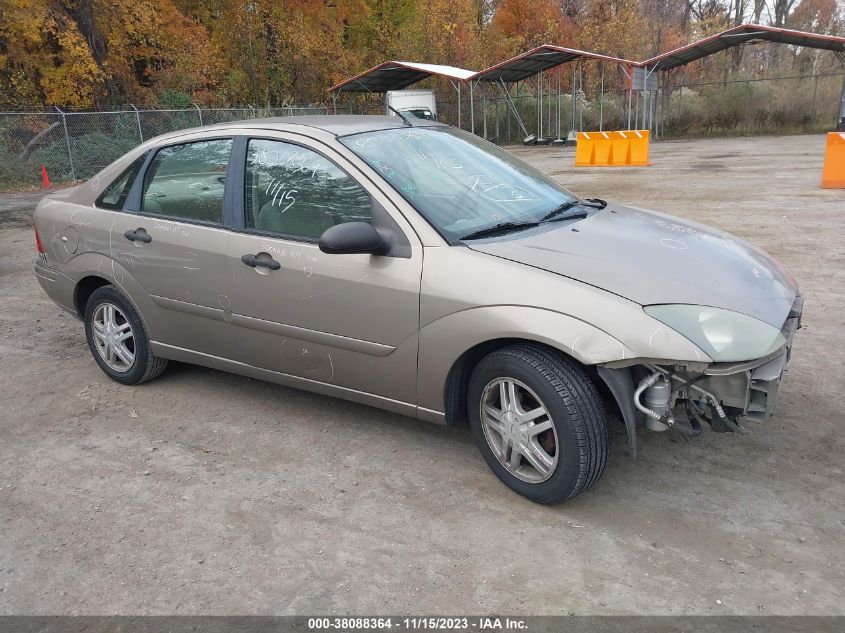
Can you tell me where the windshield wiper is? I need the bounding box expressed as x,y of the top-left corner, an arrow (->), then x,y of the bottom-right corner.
458,221 -> 539,241
539,200 -> 588,223
459,198 -> 607,241
539,197 -> 607,224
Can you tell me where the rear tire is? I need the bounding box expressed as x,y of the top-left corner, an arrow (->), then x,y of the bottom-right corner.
468,344 -> 608,504
83,285 -> 167,385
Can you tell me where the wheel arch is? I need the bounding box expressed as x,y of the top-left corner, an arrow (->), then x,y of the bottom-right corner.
442,337 -> 639,456
443,338 -> 588,426
74,275 -> 111,317
67,256 -> 157,332
418,304 -> 633,414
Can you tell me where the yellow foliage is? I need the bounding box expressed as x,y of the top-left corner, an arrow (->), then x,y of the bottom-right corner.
0,0 -> 103,107
0,0 -> 839,109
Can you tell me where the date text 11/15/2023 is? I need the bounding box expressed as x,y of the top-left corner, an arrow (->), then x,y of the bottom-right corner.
306,617 -> 528,631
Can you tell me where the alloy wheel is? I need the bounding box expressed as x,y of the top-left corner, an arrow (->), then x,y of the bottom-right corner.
479,377 -> 559,483
91,302 -> 135,372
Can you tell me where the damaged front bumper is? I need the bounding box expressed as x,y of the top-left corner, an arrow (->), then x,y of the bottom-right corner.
598,295 -> 803,455
693,293 -> 803,425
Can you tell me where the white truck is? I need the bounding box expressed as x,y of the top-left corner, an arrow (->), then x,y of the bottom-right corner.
385,89 -> 437,121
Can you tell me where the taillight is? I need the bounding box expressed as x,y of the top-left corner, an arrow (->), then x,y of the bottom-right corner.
35,226 -> 44,253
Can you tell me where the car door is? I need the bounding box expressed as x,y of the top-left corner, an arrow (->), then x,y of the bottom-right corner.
110,136 -> 236,359
225,134 -> 422,406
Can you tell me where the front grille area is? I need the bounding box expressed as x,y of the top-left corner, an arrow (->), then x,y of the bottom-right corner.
745,349 -> 788,422
745,294 -> 803,423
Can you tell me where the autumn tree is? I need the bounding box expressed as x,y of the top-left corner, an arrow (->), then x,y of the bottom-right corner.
485,0 -> 580,63
1,0 -> 842,110
0,0 -> 103,108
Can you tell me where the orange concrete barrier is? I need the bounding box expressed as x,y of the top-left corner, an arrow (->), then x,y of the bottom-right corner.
575,130 -> 651,167
821,132 -> 845,189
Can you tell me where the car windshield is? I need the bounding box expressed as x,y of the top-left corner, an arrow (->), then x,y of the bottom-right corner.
339,127 -> 584,241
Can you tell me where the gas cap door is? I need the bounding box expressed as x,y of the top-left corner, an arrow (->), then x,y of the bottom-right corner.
61,226 -> 79,254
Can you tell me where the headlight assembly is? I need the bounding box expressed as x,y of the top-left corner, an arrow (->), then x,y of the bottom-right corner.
644,304 -> 786,362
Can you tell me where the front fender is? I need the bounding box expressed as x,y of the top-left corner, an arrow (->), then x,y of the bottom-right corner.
416,305 -> 634,413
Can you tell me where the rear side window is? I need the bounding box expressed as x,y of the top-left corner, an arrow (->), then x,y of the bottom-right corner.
141,139 -> 232,224
95,152 -> 148,210
244,139 -> 371,240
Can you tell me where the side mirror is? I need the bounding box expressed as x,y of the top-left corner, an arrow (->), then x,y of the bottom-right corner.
319,222 -> 387,255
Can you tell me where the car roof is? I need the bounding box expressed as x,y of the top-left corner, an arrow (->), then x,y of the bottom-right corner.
161,115 -> 446,142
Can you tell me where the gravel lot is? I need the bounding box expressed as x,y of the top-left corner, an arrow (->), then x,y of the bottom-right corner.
1,134 -> 843,615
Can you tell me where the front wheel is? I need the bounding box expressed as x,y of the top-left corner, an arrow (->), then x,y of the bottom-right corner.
83,285 -> 167,385
468,344 -> 608,504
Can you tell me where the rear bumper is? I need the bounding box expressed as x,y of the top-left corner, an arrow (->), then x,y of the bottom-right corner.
35,258 -> 78,317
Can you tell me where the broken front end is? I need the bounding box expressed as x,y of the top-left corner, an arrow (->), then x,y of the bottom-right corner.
599,295 -> 803,454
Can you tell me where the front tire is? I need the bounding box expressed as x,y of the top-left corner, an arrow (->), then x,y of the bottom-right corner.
83,285 -> 167,385
468,344 -> 608,504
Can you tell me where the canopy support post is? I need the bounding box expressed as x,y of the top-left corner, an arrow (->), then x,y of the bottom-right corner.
557,67 -> 562,141
578,60 -> 584,132
620,64 -> 632,130
599,62 -> 605,132
470,80 -> 475,135
537,73 -> 542,140
497,78 -> 529,138
570,64 -> 576,138
837,52 -> 845,131
482,82 -> 488,139
458,82 -> 462,129
449,79 -> 462,129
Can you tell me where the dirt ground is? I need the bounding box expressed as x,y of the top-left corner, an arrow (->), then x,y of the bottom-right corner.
1,134 -> 843,616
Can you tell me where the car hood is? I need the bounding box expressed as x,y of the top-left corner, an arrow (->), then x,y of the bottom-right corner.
467,203 -> 798,328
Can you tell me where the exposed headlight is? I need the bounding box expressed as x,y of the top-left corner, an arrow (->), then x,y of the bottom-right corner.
644,304 -> 786,362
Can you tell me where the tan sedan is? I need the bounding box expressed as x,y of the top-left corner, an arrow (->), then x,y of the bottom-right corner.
34,116 -> 802,503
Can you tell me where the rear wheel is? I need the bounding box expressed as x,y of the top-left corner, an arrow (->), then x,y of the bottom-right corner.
83,285 -> 167,385
468,344 -> 608,504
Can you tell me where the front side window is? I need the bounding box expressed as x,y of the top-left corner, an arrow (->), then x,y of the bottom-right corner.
339,127 -> 581,240
95,152 -> 148,210
244,139 -> 371,240
141,139 -> 232,224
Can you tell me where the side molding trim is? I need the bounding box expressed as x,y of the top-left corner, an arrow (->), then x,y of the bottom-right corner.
149,294 -> 396,357
150,341 -> 416,418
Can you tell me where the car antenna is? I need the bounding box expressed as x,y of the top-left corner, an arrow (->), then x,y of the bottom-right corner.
353,79 -> 413,127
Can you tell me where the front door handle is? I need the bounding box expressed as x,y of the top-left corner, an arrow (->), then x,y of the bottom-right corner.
124,229 -> 152,243
241,253 -> 281,270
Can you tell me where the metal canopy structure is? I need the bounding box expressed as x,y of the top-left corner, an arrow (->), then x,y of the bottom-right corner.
470,46 -> 637,144
641,24 -> 845,131
327,61 -> 476,94
328,23 -> 845,137
473,45 -> 636,83
327,61 -> 477,127
641,23 -> 845,72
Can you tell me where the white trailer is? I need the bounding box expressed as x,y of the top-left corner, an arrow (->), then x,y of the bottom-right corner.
386,89 -> 437,121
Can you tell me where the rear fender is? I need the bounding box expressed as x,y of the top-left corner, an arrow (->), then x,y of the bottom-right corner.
62,252 -> 158,328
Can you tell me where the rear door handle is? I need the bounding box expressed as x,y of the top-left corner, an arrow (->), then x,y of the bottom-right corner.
124,229 -> 152,243
241,254 -> 281,270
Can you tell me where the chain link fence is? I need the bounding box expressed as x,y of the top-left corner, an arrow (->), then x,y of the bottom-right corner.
437,72 -> 842,143
2,71 -> 841,189
340,71 -> 842,145
0,106 -> 331,189
660,72 -> 842,137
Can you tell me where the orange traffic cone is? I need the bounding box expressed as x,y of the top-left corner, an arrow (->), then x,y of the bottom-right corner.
41,165 -> 52,189
821,132 -> 845,189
